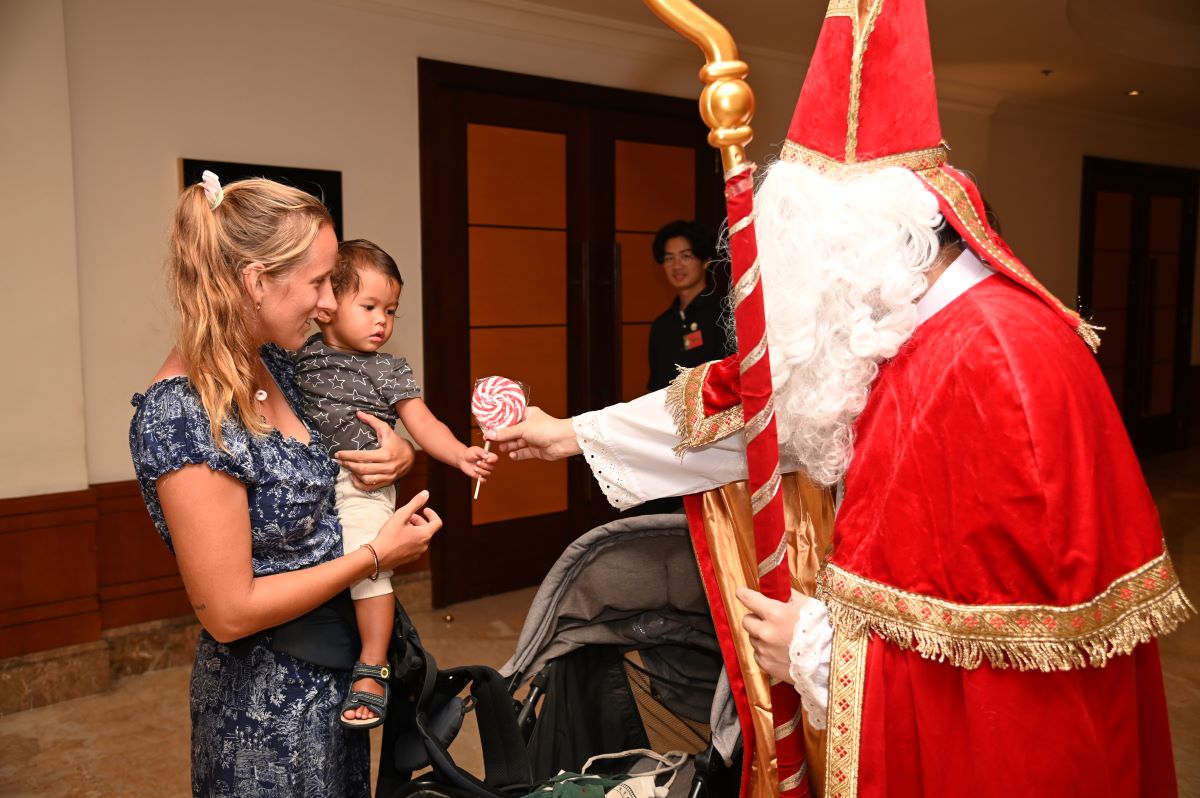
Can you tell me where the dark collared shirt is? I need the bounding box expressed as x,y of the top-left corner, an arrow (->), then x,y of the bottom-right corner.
647,285 -> 731,392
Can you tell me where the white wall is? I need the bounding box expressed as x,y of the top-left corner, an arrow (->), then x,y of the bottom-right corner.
0,0 -> 89,498
0,0 -> 1196,498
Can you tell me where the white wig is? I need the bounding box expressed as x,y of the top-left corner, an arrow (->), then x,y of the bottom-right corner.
751,160 -> 942,485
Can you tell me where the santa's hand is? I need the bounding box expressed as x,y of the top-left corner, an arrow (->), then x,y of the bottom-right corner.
737,587 -> 808,685
484,407 -> 581,461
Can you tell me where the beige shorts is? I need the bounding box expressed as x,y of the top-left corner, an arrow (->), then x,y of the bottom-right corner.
336,468 -> 396,600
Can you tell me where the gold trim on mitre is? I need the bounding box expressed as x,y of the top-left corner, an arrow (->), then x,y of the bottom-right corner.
665,361 -> 744,455
824,0 -> 857,18
813,0 -> 887,163
844,0 -> 885,163
779,140 -> 949,176
918,167 -> 1101,352
817,550 -> 1194,672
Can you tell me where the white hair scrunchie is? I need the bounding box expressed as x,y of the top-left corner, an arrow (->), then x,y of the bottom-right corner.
200,170 -> 224,210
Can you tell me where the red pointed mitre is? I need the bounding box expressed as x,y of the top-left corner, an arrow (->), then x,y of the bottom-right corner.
780,0 -> 1099,350
788,0 -> 942,167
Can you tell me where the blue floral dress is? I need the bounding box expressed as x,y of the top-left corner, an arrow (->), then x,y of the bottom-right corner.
129,345 -> 370,798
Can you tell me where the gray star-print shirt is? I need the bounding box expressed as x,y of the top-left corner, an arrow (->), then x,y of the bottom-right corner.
292,333 -> 422,454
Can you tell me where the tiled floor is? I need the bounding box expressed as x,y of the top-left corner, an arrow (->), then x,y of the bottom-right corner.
1,446 -> 1197,797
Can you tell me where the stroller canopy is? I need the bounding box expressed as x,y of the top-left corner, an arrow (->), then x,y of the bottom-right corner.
501,514 -> 740,763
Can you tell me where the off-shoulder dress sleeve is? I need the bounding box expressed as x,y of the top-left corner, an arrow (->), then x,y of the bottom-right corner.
128,379 -> 259,556
130,379 -> 253,484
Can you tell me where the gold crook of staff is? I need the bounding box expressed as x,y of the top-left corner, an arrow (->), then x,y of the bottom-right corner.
642,0 -> 756,175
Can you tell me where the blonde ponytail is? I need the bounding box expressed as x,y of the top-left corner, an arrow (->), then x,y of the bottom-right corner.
168,178 -> 332,450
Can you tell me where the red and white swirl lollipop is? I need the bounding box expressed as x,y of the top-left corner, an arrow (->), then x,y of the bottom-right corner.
471,376 -> 527,498
471,376 -> 527,432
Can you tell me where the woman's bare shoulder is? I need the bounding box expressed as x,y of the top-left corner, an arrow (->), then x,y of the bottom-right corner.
146,349 -> 187,390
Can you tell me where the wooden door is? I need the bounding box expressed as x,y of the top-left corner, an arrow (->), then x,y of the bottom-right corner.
418,60 -> 722,605
1078,156 -> 1198,454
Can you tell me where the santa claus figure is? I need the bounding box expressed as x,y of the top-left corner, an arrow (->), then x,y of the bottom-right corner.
490,0 -> 1193,795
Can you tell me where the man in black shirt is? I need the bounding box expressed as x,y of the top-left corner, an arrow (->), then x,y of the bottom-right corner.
634,221 -> 729,515
647,220 -> 730,392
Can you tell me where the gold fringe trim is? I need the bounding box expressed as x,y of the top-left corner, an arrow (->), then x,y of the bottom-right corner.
817,552 -> 1194,672
665,362 -> 744,456
1077,320 -> 1105,354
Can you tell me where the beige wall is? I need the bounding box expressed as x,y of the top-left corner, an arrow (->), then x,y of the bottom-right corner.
58,0 -> 812,486
986,102 -> 1200,354
0,0 -> 1196,499
0,0 -> 89,499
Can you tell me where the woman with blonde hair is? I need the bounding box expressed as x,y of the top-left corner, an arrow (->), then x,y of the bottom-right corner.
129,172 -> 436,796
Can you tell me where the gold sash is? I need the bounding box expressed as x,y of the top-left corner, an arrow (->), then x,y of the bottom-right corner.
694,473 -> 835,796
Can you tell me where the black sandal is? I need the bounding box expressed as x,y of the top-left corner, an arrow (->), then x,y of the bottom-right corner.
339,662 -> 391,730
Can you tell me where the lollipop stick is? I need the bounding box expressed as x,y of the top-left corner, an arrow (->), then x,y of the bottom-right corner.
472,440 -> 491,501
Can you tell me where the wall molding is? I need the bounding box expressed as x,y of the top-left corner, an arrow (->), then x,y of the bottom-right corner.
0,488 -> 100,658
318,0 -> 1200,130
0,452 -> 431,661
324,0 -> 810,69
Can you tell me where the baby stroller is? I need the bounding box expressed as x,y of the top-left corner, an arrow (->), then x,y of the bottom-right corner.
377,513 -> 742,798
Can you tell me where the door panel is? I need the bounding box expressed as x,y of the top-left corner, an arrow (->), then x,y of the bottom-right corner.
468,228 -> 567,327
467,124 -> 567,228
470,426 -> 569,526
466,123 -> 570,528
621,324 -> 653,403
614,141 -> 696,232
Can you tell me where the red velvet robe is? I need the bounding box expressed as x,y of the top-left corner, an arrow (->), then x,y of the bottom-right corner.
819,273 -> 1186,797
674,267 -> 1190,796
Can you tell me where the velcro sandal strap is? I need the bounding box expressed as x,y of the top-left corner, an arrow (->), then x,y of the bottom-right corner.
351,662 -> 391,685
347,690 -> 388,710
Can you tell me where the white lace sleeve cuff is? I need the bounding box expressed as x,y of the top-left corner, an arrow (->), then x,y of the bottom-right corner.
573,411 -> 645,509
787,598 -> 833,730
572,390 -> 748,510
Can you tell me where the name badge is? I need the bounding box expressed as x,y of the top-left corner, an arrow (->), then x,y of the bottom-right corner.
683,330 -> 704,350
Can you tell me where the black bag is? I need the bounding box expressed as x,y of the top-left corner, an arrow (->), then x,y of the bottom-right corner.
377,603 -> 534,798
226,591 -> 360,670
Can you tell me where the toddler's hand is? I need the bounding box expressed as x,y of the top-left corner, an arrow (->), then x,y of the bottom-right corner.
459,445 -> 498,481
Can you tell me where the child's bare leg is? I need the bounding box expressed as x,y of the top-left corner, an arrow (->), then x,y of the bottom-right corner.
347,593 -> 395,721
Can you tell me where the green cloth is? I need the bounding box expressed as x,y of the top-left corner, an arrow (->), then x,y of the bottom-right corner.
523,772 -> 625,798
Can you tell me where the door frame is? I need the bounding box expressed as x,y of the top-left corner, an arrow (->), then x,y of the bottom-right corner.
1077,155 -> 1199,453
417,59 -> 723,605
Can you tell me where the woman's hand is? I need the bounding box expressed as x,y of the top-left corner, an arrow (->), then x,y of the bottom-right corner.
736,587 -> 807,685
335,411 -> 415,490
484,407 -> 581,461
372,490 -> 443,570
457,445 -> 498,481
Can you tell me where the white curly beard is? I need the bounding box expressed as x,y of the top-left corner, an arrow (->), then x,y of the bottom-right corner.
749,160 -> 943,486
